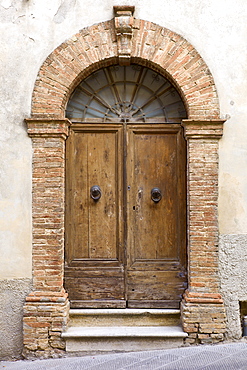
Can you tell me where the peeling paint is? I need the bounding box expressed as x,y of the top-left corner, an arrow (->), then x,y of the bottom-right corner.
1,0 -> 13,10
53,0 -> 77,24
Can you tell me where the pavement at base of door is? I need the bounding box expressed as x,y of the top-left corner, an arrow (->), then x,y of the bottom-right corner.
1,341 -> 247,370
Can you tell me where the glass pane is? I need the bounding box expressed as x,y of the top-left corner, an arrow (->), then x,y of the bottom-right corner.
66,64 -> 187,123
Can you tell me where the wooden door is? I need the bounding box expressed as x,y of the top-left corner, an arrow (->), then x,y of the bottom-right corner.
126,124 -> 187,308
65,123 -> 187,308
65,124 -> 125,308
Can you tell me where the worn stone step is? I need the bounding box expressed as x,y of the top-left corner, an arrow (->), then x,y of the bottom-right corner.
62,325 -> 188,352
68,308 -> 181,327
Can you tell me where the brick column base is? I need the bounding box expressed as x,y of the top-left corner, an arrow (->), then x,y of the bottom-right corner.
181,290 -> 226,344
23,289 -> 70,359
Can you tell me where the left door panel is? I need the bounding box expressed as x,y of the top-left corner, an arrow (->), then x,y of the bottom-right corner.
65,124 -> 125,308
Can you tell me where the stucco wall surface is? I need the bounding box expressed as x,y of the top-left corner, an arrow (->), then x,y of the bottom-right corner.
0,0 -> 247,357
0,279 -> 32,360
219,235 -> 247,339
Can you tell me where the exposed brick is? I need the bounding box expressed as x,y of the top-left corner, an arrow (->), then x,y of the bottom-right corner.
179,120 -> 226,344
23,291 -> 70,358
30,19 -> 219,120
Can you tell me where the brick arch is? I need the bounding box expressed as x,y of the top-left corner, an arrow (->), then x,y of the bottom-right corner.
31,19 -> 219,120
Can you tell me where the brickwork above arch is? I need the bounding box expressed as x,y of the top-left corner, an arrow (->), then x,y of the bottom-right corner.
31,19 -> 220,120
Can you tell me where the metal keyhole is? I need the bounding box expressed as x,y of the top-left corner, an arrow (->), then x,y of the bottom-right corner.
90,185 -> 102,201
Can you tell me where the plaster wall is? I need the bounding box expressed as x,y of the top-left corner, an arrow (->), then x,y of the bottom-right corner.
0,0 -> 246,356
219,235 -> 247,339
0,279 -> 32,359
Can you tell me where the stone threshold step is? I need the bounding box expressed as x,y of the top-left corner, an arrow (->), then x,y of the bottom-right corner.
69,308 -> 180,315
62,326 -> 188,338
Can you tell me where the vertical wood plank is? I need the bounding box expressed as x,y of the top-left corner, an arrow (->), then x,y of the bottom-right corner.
87,132 -> 117,259
66,130 -> 89,262
128,127 -> 179,261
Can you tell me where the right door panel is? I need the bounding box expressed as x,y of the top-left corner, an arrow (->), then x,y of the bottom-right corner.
126,124 -> 187,308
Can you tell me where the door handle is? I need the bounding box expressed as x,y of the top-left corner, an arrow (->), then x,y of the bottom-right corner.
151,187 -> 162,203
90,185 -> 102,201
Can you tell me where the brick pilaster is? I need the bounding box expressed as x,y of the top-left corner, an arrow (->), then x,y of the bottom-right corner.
181,119 -> 226,344
23,119 -> 70,358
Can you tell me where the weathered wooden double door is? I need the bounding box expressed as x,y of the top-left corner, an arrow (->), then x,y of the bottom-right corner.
65,122 -> 187,308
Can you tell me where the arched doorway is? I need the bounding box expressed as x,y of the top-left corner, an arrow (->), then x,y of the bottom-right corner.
64,64 -> 187,308
23,11 -> 226,356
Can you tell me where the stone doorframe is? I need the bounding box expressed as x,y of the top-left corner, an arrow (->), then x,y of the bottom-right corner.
23,6 -> 226,358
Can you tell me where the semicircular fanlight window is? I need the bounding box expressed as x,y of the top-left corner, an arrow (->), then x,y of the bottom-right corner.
66,65 -> 186,123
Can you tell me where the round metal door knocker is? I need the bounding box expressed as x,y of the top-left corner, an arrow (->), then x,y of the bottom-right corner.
90,185 -> 102,201
151,187 -> 162,203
